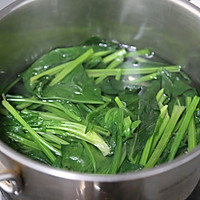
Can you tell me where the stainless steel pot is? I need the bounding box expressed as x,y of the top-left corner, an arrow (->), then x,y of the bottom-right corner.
0,0 -> 200,199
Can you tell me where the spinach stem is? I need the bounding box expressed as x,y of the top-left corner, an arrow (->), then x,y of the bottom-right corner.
50,48 -> 94,86
30,49 -> 93,85
145,105 -> 185,168
95,57 -> 123,84
8,132 -> 40,150
139,135 -> 154,166
110,128 -> 123,174
37,131 -> 69,146
102,49 -> 126,64
151,90 -> 170,153
93,49 -> 114,57
22,109 -> 67,121
140,105 -> 168,166
168,96 -> 199,160
43,106 -> 72,121
47,121 -> 110,156
128,72 -> 158,84
16,96 -> 37,110
92,125 -> 110,136
2,99 -> 57,162
30,64 -> 65,84
150,112 -> 169,154
156,88 -> 164,104
7,97 -> 81,122
86,66 -> 180,77
115,96 -> 124,108
186,97 -> 196,151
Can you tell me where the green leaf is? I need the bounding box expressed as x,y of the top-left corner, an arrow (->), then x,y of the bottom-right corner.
23,46 -> 91,91
59,142 -> 112,173
41,65 -> 104,104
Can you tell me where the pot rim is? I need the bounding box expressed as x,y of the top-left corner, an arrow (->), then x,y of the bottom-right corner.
1,140 -> 200,182
0,0 -> 200,183
0,0 -> 200,22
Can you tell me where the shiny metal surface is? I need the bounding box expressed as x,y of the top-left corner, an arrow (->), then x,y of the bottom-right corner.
0,161 -> 22,196
190,0 -> 200,7
0,0 -> 200,199
0,0 -> 16,10
0,170 -> 21,195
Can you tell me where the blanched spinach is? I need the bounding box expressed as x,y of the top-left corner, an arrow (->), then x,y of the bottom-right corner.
1,36 -> 200,174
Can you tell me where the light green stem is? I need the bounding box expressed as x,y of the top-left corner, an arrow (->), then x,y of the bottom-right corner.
186,97 -> 197,151
47,122 -> 110,156
2,99 -> 57,162
102,49 -> 126,64
50,48 -> 93,86
168,96 -> 199,160
95,57 -> 123,84
128,72 -> 158,84
86,66 -> 180,77
145,105 -> 185,168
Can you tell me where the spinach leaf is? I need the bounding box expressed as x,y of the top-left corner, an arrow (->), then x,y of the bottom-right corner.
41,65 -> 103,104
22,46 -> 91,92
58,142 -> 112,174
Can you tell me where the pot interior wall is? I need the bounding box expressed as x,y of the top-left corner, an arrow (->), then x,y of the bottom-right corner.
0,0 -> 200,88
1,1 -> 200,200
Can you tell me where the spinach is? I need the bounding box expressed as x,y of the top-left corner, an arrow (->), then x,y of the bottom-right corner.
41,65 -> 103,104
1,37 -> 200,173
22,46 -> 91,92
56,141 -> 112,174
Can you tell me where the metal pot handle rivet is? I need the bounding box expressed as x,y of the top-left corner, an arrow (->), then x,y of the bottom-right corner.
0,170 -> 22,195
